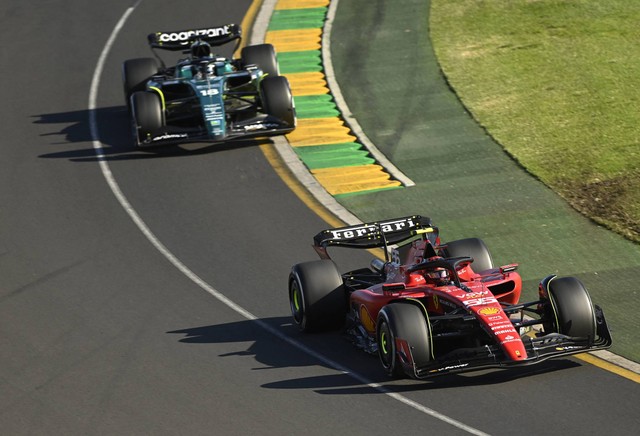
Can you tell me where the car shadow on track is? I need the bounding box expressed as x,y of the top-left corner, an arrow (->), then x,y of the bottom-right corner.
167,316 -> 583,393
33,106 -> 271,162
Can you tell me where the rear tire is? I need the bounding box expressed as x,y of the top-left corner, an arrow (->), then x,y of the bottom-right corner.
122,58 -> 158,102
441,238 -> 493,273
545,276 -> 596,341
130,91 -> 163,147
289,260 -> 346,332
260,76 -> 296,127
241,44 -> 279,77
377,303 -> 432,378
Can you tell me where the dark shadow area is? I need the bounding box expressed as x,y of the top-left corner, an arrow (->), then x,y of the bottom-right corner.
34,106 -> 270,162
168,316 -> 585,394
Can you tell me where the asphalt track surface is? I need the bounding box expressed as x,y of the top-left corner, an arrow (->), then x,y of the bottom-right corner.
0,1 -> 638,435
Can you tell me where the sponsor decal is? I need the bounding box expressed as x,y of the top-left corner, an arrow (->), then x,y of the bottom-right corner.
500,334 -> 521,345
243,124 -> 267,131
489,320 -> 513,328
515,350 -> 521,357
488,315 -> 504,321
555,346 -> 582,351
329,217 -> 418,240
151,133 -> 188,142
330,225 -> 375,240
493,329 -> 515,335
433,294 -> 439,310
438,298 -> 457,309
463,297 -> 499,307
158,26 -> 231,43
463,291 -> 490,299
429,363 -> 469,373
478,307 -> 500,315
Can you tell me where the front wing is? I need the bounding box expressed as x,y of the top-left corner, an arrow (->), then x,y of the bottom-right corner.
401,305 -> 613,379
137,117 -> 295,147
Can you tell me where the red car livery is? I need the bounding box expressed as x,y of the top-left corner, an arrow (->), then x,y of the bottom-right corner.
288,215 -> 612,379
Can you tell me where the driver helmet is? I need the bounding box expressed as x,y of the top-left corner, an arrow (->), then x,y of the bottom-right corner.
426,268 -> 449,282
190,40 -> 212,58
424,257 -> 450,285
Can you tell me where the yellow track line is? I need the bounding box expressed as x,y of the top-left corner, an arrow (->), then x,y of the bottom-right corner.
576,353 -> 640,383
265,29 -> 322,51
276,0 -> 330,9
286,71 -> 329,96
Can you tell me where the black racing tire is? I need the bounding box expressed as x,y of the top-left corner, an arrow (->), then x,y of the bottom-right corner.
545,276 -> 596,341
441,237 -> 493,273
130,91 -> 163,147
122,58 -> 158,102
241,43 -> 279,77
289,260 -> 346,332
260,76 -> 296,127
377,303 -> 432,379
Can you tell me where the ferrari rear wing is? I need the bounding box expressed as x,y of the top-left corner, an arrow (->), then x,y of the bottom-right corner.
148,24 -> 241,50
313,215 -> 436,259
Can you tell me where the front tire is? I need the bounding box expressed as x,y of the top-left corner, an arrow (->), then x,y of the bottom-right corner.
377,303 -> 432,378
260,76 -> 296,127
130,91 -> 163,147
289,260 -> 346,332
544,276 -> 596,341
441,237 -> 493,273
122,58 -> 158,103
241,44 -> 279,77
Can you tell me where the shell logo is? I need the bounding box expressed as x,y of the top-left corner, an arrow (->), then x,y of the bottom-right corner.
478,307 -> 500,315
359,305 -> 376,332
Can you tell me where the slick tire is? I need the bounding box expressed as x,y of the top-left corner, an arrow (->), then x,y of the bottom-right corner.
545,276 -> 596,342
241,44 -> 279,77
289,260 -> 346,332
260,76 -> 296,127
130,91 -> 163,147
377,303 -> 432,379
441,238 -> 494,273
122,58 -> 159,103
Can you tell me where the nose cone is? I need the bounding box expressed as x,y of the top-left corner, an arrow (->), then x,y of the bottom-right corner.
498,332 -> 528,360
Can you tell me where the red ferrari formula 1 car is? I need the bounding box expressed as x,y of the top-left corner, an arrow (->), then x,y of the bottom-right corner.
288,215 -> 612,379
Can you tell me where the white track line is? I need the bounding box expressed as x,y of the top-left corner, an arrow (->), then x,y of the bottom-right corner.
87,2 -> 488,435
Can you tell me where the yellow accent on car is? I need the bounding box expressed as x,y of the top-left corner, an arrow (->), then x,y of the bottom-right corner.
148,86 -> 165,111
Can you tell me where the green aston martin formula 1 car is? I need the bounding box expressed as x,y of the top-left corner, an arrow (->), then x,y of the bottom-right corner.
122,24 -> 296,147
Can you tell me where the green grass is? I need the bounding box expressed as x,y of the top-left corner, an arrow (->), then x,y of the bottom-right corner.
430,0 -> 640,242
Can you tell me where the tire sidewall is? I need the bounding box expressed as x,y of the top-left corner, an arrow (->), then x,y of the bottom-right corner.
260,76 -> 295,127
288,260 -> 345,332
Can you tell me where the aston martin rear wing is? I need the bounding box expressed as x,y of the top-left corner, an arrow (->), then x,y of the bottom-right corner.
148,24 -> 241,50
313,215 -> 437,260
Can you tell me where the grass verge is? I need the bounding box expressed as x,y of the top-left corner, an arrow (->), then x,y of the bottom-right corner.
430,0 -> 640,242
